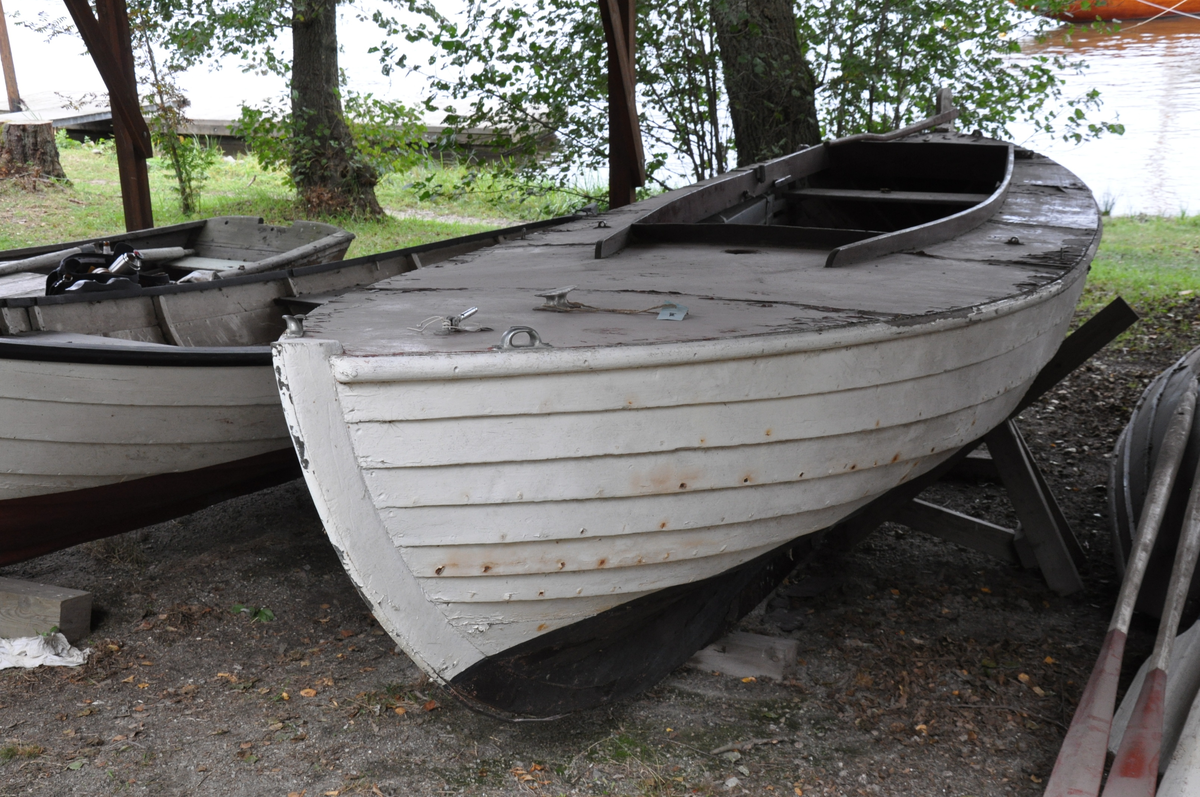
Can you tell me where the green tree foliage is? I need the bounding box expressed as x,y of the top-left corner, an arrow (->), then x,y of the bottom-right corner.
15,6 -> 221,214
386,0 -> 728,191
143,0 -> 392,216
802,0 -> 1122,143
391,0 -> 1122,193
234,91 -> 427,183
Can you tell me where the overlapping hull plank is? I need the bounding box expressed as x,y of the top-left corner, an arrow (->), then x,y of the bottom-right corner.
274,134 -> 1101,717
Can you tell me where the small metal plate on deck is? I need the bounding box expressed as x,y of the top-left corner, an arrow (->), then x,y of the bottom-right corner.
657,303 -> 688,321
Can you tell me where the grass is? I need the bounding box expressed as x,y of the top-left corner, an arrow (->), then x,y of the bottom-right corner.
1077,214 -> 1200,354
0,743 -> 43,762
1082,215 -> 1200,313
0,142 -> 583,258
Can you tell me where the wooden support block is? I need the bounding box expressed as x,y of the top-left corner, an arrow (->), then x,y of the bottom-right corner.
984,420 -> 1083,595
0,577 -> 91,642
687,631 -> 799,681
893,498 -> 1018,565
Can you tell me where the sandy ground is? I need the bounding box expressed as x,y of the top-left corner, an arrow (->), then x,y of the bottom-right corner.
0,302 -> 1196,797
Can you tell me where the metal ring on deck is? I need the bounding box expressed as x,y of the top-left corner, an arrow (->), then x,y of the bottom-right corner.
498,326 -> 552,350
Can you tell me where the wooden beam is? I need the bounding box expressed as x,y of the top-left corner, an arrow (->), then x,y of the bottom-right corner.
69,0 -> 153,231
947,448 -> 1000,481
893,498 -> 1019,565
0,576 -> 91,643
1013,297 -> 1138,417
62,0 -> 152,160
598,0 -> 645,209
0,0 -> 21,112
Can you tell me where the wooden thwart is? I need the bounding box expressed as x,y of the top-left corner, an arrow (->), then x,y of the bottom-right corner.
0,576 -> 91,642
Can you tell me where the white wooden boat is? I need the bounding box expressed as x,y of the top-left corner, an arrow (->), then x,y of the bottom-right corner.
0,219 -> 562,566
273,131 -> 1101,718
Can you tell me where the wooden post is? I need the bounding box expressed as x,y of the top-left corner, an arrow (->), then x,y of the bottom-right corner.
63,0 -> 153,231
0,0 -> 21,112
97,0 -> 152,231
599,0 -> 645,209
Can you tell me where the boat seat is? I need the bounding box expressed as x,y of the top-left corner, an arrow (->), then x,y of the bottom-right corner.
786,188 -> 990,205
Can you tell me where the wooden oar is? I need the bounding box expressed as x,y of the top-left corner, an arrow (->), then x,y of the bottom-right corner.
1149,493 -> 1200,795
1044,379 -> 1199,797
1103,435 -> 1200,796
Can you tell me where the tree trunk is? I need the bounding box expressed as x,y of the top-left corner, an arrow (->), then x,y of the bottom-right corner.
711,0 -> 820,166
0,122 -> 66,181
291,0 -> 382,217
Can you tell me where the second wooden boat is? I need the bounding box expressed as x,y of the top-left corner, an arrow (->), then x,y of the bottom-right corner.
274,129 -> 1101,718
1109,345 -> 1200,620
0,218 -> 565,566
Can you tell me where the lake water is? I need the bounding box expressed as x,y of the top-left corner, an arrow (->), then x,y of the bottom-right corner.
1019,16 -> 1200,216
3,4 -> 1199,216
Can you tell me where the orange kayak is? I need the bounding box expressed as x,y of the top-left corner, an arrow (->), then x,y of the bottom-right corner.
1051,0 -> 1200,20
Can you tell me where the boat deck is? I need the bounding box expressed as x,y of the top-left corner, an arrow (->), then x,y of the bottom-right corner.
306,153 -> 1099,356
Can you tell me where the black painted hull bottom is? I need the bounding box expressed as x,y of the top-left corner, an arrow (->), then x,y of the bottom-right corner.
0,449 -> 302,567
447,535 -> 815,720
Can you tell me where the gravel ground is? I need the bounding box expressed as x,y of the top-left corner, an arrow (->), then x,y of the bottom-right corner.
1,299 -> 1197,797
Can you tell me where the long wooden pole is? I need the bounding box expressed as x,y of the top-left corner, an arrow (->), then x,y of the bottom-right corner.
0,0 -> 20,112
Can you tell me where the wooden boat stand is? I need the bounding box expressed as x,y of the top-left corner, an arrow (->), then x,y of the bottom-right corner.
820,298 -> 1140,596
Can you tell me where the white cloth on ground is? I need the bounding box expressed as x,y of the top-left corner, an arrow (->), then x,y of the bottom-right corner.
0,632 -> 90,670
